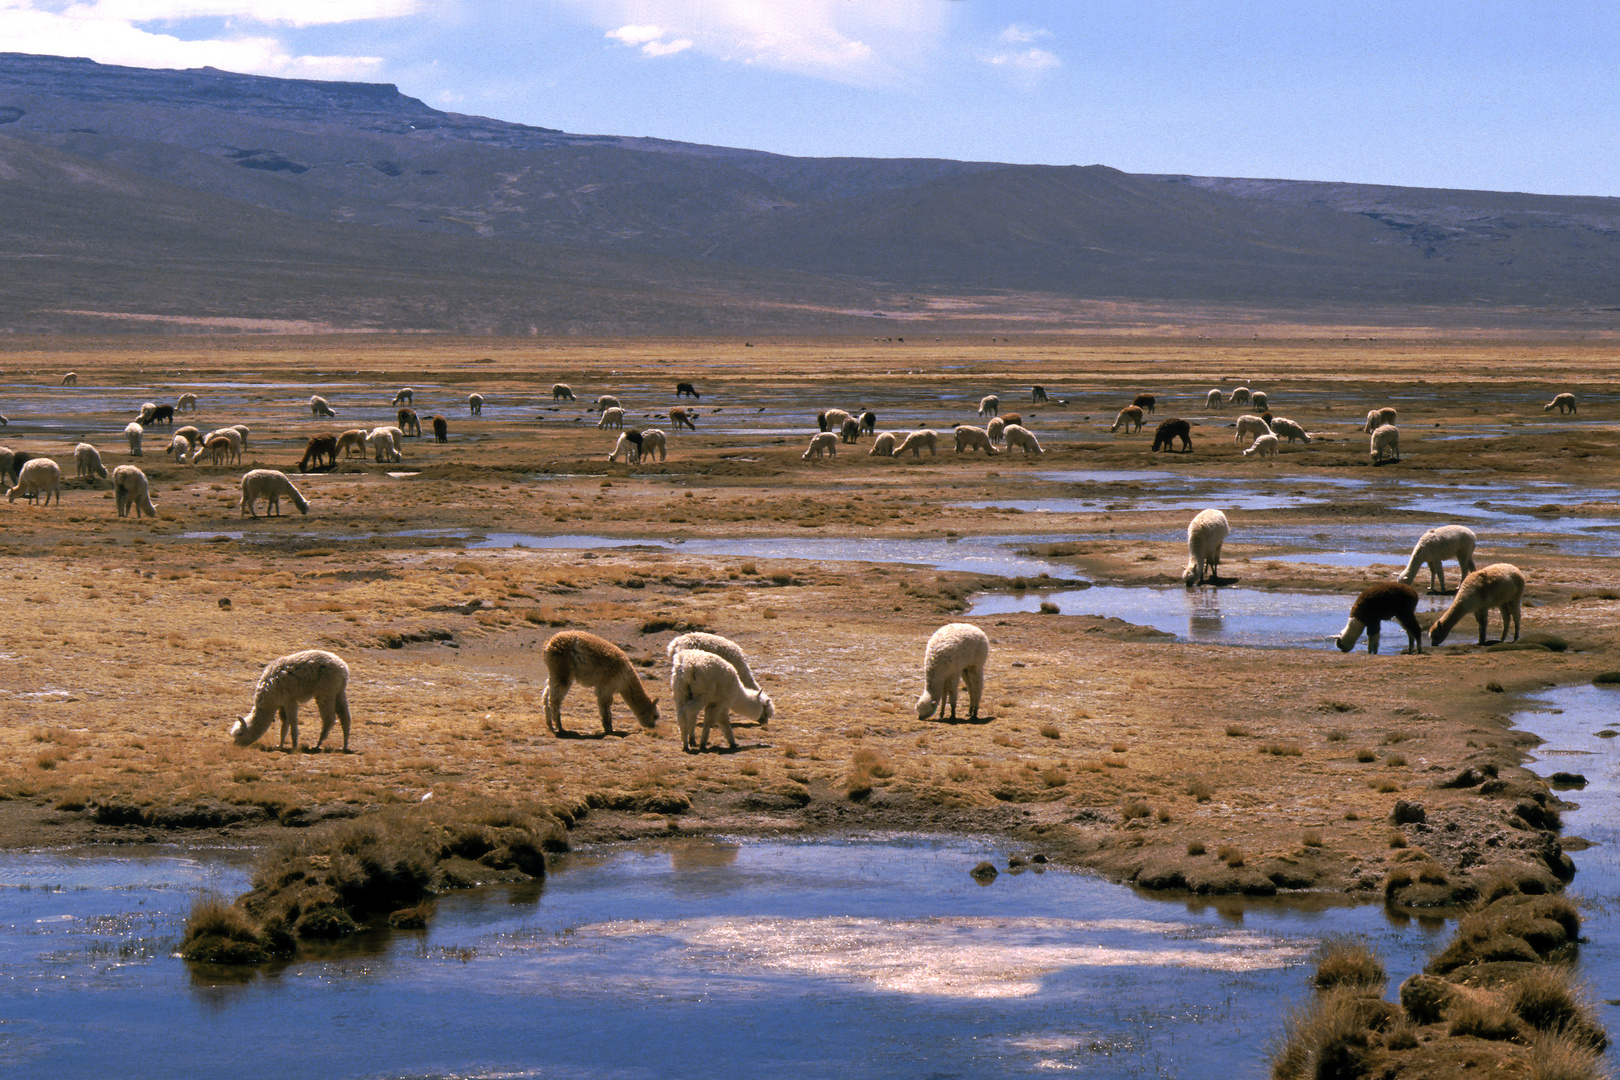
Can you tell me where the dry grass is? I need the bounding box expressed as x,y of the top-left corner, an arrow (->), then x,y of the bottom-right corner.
1311,938 -> 1385,994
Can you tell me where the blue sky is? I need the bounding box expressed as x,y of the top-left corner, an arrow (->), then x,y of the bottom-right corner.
3,1 -> 1617,197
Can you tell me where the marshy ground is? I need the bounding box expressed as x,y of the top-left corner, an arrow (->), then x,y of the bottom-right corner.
0,334 -> 1615,907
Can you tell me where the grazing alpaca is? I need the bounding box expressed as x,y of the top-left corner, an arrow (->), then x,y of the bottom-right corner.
74,442 -> 108,482
310,395 -> 336,418
192,435 -> 234,466
839,417 -> 861,443
1229,387 -> 1252,406
229,649 -> 352,752
1398,525 -> 1477,594
431,415 -> 448,443
607,430 -> 645,464
163,434 -> 194,463
176,392 -> 198,412
638,429 -> 667,462
61,372 -> 77,386
978,394 -> 1000,417
139,403 -> 175,426
803,431 -> 838,459
552,383 -> 575,401
1364,407 -> 1397,432
367,427 -> 402,463
1543,392 -> 1577,414
1269,417 -> 1311,443
1335,583 -> 1422,654
896,429 -> 938,457
1233,414 -> 1271,444
8,457 -> 61,505
597,407 -> 625,430
859,411 -> 877,434
298,435 -> 338,473
392,388 -> 413,406
174,425 -> 202,449
125,422 -> 143,456
1002,424 -> 1043,454
670,649 -> 773,752
468,393 -> 483,415
336,428 -> 368,459
665,631 -> 761,690
985,416 -> 1008,445
111,464 -> 157,518
593,395 -> 621,413
1429,564 -> 1524,646
1031,385 -> 1049,404
4,450 -> 35,487
240,469 -> 310,517
1242,432 -> 1279,458
228,423 -> 250,450
1133,393 -> 1156,414
1183,508 -> 1229,586
1370,423 -> 1400,463
676,381 -> 700,399
1151,418 -> 1192,452
817,408 -> 853,433
1110,405 -> 1145,433
1205,389 -> 1224,409
668,406 -> 697,431
954,425 -> 998,455
540,630 -> 660,736
1251,391 -> 1268,412
397,408 -> 422,436
1001,412 -> 1023,427
916,623 -> 989,721
869,431 -> 900,456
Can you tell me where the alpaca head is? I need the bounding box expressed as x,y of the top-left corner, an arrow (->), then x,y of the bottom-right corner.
915,691 -> 937,720
1334,618 -> 1365,653
229,717 -> 255,745
757,694 -> 774,726
637,699 -> 660,729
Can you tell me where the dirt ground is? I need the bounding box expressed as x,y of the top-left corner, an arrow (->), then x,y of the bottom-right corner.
0,334 -> 1614,902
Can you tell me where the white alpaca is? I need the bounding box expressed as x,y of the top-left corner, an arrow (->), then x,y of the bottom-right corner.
240,469 -> 310,517
1229,387 -> 1252,406
803,431 -> 838,459
818,408 -> 854,433
310,395 -> 336,418
1430,564 -> 1524,646
666,632 -> 762,690
597,407 -> 625,430
954,425 -> 998,455
1183,508 -> 1229,586
1242,432 -> 1279,458
638,429 -> 667,462
174,425 -> 202,449
111,464 -> 157,518
176,392 -> 197,412
367,427 -> 402,463
896,429 -> 938,457
839,417 -> 861,444
1205,389 -> 1224,409
392,388 -> 413,406
193,436 -> 237,466
1543,393 -> 1577,415
978,395 -> 1000,417
607,431 -> 643,464
1003,424 -> 1043,454
230,650 -> 352,752
869,431 -> 900,456
468,393 -> 484,415
670,649 -> 773,751
228,424 -> 250,450
1364,407 -> 1397,432
916,623 -> 989,721
61,372 -> 77,386
74,443 -> 108,482
985,416 -> 1008,444
1398,525 -> 1478,594
1268,417 -> 1311,443
552,383 -> 575,401
594,395 -> 621,413
1233,414 -> 1271,443
1370,423 -> 1400,463
163,434 -> 194,463
124,422 -> 143,456
1251,391 -> 1268,411
336,429 -> 368,458
7,458 -> 61,505
1110,406 -> 1145,433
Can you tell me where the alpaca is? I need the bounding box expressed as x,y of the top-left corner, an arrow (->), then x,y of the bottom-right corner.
1543,393 -> 1577,414
74,442 -> 108,482
298,435 -> 338,473
111,464 -> 157,518
803,431 -> 838,459
124,422 -> 143,456
1335,583 -> 1422,654
916,623 -> 989,721
229,649 -> 352,752
139,403 -> 175,426
669,406 -> 697,431
397,408 -> 422,437
177,393 -> 197,412
817,408 -> 853,433
194,435 -> 237,466
228,424 -> 250,450
201,427 -> 243,458
869,431 -> 900,457
367,427 -> 402,463
1110,406 -> 1145,433
665,631 -> 761,690
670,649 -> 773,752
1370,423 -> 1400,463
676,381 -> 700,399
1242,432 -> 1279,458
392,388 -> 413,406
1234,414 -> 1271,444
597,407 -> 625,430
593,395 -> 621,413
1031,385 -> 1049,404
1151,418 -> 1192,452
540,630 -> 660,736
468,393 -> 484,415
310,395 -> 336,418
978,395 -> 1000,417
61,372 -> 77,386
336,429 -> 368,459
1000,412 -> 1022,427
1251,391 -> 1268,412
859,411 -> 877,434
1397,525 -> 1477,594
1269,417 -> 1311,443
607,430 -> 645,464
431,416 -> 447,443
1364,407 -> 1397,432
163,434 -> 194,463
1205,389 -> 1224,409
1229,387 -> 1252,406
552,383 -> 576,401
638,429 -> 667,462
1183,508 -> 1229,586
954,425 -> 998,455
896,429 -> 938,457
986,416 -> 1008,444
1133,393 -> 1156,414
834,417 -> 858,444
174,425 -> 202,449
1002,424 -> 1043,454
7,457 -> 61,505
240,469 -> 310,517
1430,564 -> 1524,646
4,450 -> 34,487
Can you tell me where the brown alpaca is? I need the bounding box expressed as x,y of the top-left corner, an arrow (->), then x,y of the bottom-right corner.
335,428 -> 368,459
397,408 -> 422,437
541,631 -> 660,736
431,415 -> 448,443
669,406 -> 697,431
298,435 -> 338,473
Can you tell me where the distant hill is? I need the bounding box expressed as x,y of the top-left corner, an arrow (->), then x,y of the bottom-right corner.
3,52 -> 1619,335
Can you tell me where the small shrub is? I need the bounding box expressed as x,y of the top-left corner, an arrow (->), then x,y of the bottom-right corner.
851,748 -> 892,779
1382,730 -> 1411,745
1187,840 -> 1206,856
1447,998 -> 1519,1041
1524,1028 -> 1610,1080
1270,989 -> 1371,1080
1121,800 -> 1152,821
1325,728 -> 1347,741
1371,779 -> 1401,793
1187,780 -> 1214,802
1385,753 -> 1407,767
1355,747 -> 1377,762
1218,844 -> 1244,867
1225,724 -> 1250,737
1261,742 -> 1303,757
1038,601 -> 1059,614
1506,967 -> 1607,1047
1312,938 -> 1386,993
1388,831 -> 1408,849
1302,829 -> 1323,848
1038,724 -> 1060,739
1157,808 -> 1172,823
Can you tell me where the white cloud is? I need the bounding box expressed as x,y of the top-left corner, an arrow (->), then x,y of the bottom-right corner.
639,37 -> 691,57
605,23 -> 665,47
69,1 -> 419,28
999,24 -> 1051,45
984,45 -> 1060,91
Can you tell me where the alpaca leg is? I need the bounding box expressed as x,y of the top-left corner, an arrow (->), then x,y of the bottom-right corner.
699,702 -> 724,751
279,704 -> 299,751
595,688 -> 616,735
1429,560 -> 1444,594
943,674 -> 960,720
1504,602 -> 1521,643
334,690 -> 352,751
1474,609 -> 1489,645
678,700 -> 699,751
1366,625 -> 1381,655
1397,613 -> 1423,654
963,664 -> 984,720
544,681 -> 569,736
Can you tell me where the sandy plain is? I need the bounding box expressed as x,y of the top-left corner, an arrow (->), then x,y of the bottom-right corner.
0,335 -> 1614,902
